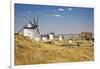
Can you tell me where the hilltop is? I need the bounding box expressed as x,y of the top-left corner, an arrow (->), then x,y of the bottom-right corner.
15,33 -> 94,65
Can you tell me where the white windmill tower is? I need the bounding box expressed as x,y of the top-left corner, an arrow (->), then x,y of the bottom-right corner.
59,35 -> 63,41
49,32 -> 54,41
18,17 -> 41,41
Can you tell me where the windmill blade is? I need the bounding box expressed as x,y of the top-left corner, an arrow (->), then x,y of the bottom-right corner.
36,27 -> 40,35
36,16 -> 38,25
33,17 -> 37,25
18,26 -> 24,33
29,21 -> 33,24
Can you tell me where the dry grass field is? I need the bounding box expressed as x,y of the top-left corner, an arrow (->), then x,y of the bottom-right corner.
15,33 -> 94,65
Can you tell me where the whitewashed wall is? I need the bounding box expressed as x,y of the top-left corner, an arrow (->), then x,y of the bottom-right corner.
24,29 -> 36,38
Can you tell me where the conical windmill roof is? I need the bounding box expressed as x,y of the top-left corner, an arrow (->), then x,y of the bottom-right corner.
24,23 -> 36,29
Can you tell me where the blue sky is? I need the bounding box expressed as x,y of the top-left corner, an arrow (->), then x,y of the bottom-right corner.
15,3 -> 94,34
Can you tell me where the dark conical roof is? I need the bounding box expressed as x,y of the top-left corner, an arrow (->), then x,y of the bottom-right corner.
24,23 -> 36,29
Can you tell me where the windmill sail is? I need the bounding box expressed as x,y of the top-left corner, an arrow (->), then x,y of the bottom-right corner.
18,26 -> 25,33
36,16 -> 38,25
29,21 -> 33,24
33,17 -> 37,26
33,17 -> 40,36
36,27 -> 40,35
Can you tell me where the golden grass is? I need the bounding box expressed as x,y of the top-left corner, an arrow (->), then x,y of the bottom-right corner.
15,33 -> 94,65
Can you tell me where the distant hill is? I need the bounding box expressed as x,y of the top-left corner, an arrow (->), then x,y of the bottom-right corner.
15,33 -> 94,65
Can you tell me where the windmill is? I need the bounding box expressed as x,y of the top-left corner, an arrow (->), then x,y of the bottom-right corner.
18,17 -> 41,40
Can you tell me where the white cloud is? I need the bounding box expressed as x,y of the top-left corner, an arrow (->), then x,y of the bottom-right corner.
45,14 -> 62,18
58,8 -> 64,11
28,11 -> 32,13
68,8 -> 72,11
53,14 -> 62,17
